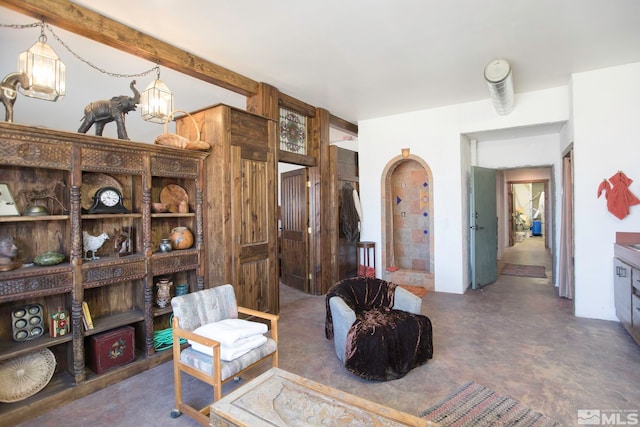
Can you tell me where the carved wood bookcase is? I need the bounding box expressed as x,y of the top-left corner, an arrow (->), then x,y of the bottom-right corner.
0,122 -> 207,424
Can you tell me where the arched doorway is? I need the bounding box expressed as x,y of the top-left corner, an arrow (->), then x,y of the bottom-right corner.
381,151 -> 434,290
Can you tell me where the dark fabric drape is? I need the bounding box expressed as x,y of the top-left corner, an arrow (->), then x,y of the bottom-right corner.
345,308 -> 432,381
559,154 -> 574,299
325,276 -> 396,340
325,277 -> 433,381
340,182 -> 360,243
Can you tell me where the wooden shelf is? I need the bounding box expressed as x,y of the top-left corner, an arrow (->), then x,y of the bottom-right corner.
0,370 -> 75,418
83,310 -> 145,336
152,305 -> 173,317
80,253 -> 146,264
0,262 -> 72,278
150,249 -> 199,275
0,334 -> 73,362
81,213 -> 142,220
151,212 -> 195,218
0,215 -> 69,223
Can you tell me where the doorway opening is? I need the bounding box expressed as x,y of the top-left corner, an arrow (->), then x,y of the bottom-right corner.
499,171 -> 553,282
509,180 -> 548,250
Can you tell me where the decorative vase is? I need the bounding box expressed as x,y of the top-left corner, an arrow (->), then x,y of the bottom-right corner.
159,238 -> 172,253
155,278 -> 173,308
175,283 -> 189,296
169,226 -> 193,250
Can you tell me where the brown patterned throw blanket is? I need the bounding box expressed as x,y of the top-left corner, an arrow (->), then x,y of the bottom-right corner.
325,277 -> 433,381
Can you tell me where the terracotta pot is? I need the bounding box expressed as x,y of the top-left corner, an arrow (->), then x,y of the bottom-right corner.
169,226 -> 194,250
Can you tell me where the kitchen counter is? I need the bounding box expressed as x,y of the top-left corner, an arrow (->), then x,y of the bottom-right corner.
613,232 -> 640,345
615,231 -> 640,266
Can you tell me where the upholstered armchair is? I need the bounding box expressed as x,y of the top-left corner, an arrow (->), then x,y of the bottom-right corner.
325,277 -> 432,381
170,284 -> 278,426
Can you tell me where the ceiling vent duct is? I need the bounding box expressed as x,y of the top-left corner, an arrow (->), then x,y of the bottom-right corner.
484,59 -> 515,115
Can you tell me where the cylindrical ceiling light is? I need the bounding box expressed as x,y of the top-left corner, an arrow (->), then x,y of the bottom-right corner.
18,25 -> 66,101
140,66 -> 174,123
484,59 -> 514,115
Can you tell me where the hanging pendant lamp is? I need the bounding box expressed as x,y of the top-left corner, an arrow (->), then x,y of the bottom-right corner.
18,23 -> 66,101
141,66 -> 174,123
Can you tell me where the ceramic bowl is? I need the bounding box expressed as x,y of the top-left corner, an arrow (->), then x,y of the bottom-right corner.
34,251 -> 65,266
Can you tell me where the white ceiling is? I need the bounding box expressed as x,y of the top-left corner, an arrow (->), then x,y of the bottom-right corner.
2,1 -> 640,143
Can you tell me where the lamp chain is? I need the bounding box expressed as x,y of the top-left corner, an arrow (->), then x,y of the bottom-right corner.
1,20 -> 158,79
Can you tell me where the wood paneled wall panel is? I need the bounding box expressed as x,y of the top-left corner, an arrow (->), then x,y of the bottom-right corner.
184,105 -> 278,313
230,110 -> 271,148
236,258 -> 271,312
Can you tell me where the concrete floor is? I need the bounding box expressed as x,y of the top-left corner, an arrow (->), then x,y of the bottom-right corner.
17,236 -> 640,426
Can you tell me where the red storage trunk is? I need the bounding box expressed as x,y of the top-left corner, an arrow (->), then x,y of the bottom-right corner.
88,326 -> 135,374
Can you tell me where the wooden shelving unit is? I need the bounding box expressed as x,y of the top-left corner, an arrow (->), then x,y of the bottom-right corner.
0,122 -> 208,425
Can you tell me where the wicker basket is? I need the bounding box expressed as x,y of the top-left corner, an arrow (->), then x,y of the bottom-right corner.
154,110 -> 210,151
0,348 -> 56,403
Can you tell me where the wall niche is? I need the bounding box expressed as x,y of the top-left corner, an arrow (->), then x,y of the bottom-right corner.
381,150 -> 434,290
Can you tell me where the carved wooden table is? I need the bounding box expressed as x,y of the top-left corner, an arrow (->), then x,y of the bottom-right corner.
210,367 -> 437,426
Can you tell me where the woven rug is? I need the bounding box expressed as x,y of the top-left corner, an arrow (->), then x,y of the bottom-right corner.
421,382 -> 559,426
399,284 -> 430,298
500,263 -> 546,278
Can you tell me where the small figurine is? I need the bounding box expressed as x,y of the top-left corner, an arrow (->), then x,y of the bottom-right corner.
1,72 -> 30,123
113,228 -> 132,257
0,235 -> 18,271
83,231 -> 109,260
77,80 -> 140,140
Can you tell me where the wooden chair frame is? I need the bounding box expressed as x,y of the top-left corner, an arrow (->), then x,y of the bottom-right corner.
171,306 -> 279,426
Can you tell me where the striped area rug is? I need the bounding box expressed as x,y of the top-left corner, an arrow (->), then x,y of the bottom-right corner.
421,382 -> 559,426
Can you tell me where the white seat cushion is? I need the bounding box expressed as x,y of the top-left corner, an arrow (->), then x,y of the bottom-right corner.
188,319 -> 268,361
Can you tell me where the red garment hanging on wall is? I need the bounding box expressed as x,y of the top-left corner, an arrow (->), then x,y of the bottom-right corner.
597,172 -> 640,220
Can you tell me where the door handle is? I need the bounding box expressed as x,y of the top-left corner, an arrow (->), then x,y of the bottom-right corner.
616,266 -> 627,277
470,225 -> 485,230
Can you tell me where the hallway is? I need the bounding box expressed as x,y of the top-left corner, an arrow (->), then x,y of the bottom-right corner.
499,236 -> 553,285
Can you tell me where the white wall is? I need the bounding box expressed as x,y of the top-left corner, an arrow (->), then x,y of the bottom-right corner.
358,87 -> 569,294
572,62 -> 640,320
360,62 -> 640,321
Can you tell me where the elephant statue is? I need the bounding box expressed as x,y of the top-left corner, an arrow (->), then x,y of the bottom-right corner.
78,80 -> 140,140
1,72 -> 30,123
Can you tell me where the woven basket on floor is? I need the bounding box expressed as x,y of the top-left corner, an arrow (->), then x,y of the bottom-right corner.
154,110 -> 210,151
0,348 -> 56,403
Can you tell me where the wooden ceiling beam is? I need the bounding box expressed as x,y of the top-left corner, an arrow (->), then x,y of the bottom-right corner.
330,114 -> 358,136
0,0 -> 259,96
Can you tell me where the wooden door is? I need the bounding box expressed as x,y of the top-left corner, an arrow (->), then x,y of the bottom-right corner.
231,145 -> 277,312
280,168 -> 309,292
